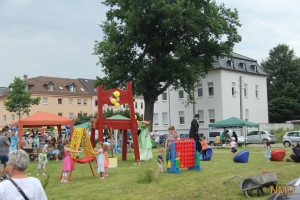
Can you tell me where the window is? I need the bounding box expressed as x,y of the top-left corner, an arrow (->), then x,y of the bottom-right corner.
141,103 -> 143,109
83,99 -> 87,105
78,113 -> 82,118
84,113 -> 88,117
162,91 -> 167,101
230,61 -> 234,68
197,110 -> 204,124
58,98 -> 62,104
59,86 -> 63,90
153,113 -> 159,125
178,90 -> 184,99
69,98 -> 73,105
135,102 -> 137,109
70,86 -> 76,92
47,85 -> 53,91
197,84 -> 203,97
244,84 -> 248,97
77,99 -> 82,105
162,112 -> 168,126
69,113 -> 74,119
232,82 -> 236,96
245,109 -> 249,121
208,82 -> 214,96
95,100 -> 98,106
58,113 -> 62,116
80,88 -> 84,91
208,109 -> 215,123
11,114 -> 15,122
141,114 -> 144,120
255,85 -> 259,98
43,97 -> 48,104
179,111 -> 185,124
3,115 -> 6,122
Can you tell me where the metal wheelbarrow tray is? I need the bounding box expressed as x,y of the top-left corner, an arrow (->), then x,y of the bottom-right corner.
238,172 -> 278,198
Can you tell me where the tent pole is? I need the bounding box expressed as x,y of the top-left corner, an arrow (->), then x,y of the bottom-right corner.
243,126 -> 247,147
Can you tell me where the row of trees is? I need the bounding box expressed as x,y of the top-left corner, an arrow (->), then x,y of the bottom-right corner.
261,44 -> 300,123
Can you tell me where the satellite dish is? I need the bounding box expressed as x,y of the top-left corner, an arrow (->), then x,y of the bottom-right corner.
23,74 -> 28,79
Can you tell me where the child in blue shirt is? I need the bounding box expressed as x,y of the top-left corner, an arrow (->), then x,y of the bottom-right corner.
10,126 -> 19,150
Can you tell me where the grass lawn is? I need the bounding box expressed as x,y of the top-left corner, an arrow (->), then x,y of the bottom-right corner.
27,146 -> 299,200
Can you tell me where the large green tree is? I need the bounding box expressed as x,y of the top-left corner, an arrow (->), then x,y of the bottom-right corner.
4,77 -> 41,119
261,44 -> 300,122
94,0 -> 241,121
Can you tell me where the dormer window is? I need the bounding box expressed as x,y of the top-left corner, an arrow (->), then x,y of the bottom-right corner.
70,85 -> 76,92
239,61 -> 247,71
227,59 -> 234,69
48,84 -> 53,91
251,64 -> 258,72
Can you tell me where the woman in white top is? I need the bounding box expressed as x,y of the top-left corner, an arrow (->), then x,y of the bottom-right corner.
0,149 -> 47,200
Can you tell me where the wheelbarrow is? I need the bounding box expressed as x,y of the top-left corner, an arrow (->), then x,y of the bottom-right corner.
223,172 -> 278,198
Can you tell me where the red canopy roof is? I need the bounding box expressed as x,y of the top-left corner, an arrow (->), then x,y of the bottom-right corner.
11,112 -> 73,149
11,112 -> 73,127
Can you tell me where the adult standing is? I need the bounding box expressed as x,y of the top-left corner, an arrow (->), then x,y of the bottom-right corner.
290,142 -> 300,162
0,128 -> 10,178
189,114 -> 202,153
154,131 -> 160,147
0,149 -> 47,199
138,121 -> 153,161
165,126 -> 180,160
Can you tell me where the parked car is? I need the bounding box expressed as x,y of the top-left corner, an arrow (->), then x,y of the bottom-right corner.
209,131 -> 249,146
282,131 -> 300,147
247,130 -> 276,144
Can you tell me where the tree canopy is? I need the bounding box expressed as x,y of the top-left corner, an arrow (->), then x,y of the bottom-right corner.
4,77 -> 41,118
94,0 -> 241,121
261,44 -> 300,122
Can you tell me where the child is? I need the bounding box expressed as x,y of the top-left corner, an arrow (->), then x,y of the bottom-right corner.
61,141 -> 83,183
158,149 -> 164,174
10,127 -> 19,151
230,137 -> 237,156
264,141 -> 271,162
33,134 -> 40,148
103,143 -> 110,176
90,142 -> 105,179
201,136 -> 208,159
37,148 -> 48,176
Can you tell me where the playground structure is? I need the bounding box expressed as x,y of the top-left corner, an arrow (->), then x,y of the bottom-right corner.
60,128 -> 96,182
233,150 -> 250,163
270,149 -> 286,161
200,148 -> 213,161
88,82 -> 140,162
167,138 -> 201,174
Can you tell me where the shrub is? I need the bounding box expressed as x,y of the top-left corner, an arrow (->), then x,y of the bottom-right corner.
136,162 -> 159,184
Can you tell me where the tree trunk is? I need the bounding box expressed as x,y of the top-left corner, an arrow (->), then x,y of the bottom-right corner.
143,94 -> 156,131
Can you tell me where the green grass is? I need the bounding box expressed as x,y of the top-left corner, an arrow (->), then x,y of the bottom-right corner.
26,147 -> 299,200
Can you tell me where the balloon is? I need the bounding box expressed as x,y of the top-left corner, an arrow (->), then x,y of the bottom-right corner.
114,103 -> 120,108
110,98 -> 117,105
113,91 -> 120,97
135,115 -> 137,119
66,125 -> 70,129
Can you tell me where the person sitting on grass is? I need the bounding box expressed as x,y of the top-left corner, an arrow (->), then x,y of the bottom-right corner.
290,142 -> 300,162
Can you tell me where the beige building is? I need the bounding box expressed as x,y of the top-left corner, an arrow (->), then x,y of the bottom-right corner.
0,76 -> 93,128
0,76 -> 146,128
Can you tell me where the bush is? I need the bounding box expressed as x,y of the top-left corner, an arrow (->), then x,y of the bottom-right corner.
271,127 -> 289,143
136,162 -> 159,184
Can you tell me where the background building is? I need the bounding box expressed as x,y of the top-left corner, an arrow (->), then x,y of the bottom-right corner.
153,52 -> 269,137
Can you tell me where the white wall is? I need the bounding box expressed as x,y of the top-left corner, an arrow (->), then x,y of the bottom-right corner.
153,69 -> 269,136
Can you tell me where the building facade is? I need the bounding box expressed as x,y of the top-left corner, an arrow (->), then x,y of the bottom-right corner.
153,52 -> 269,137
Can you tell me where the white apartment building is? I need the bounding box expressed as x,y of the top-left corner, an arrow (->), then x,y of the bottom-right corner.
153,52 -> 269,137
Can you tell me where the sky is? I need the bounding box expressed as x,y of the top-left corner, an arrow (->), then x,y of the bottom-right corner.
1,0 -> 300,87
